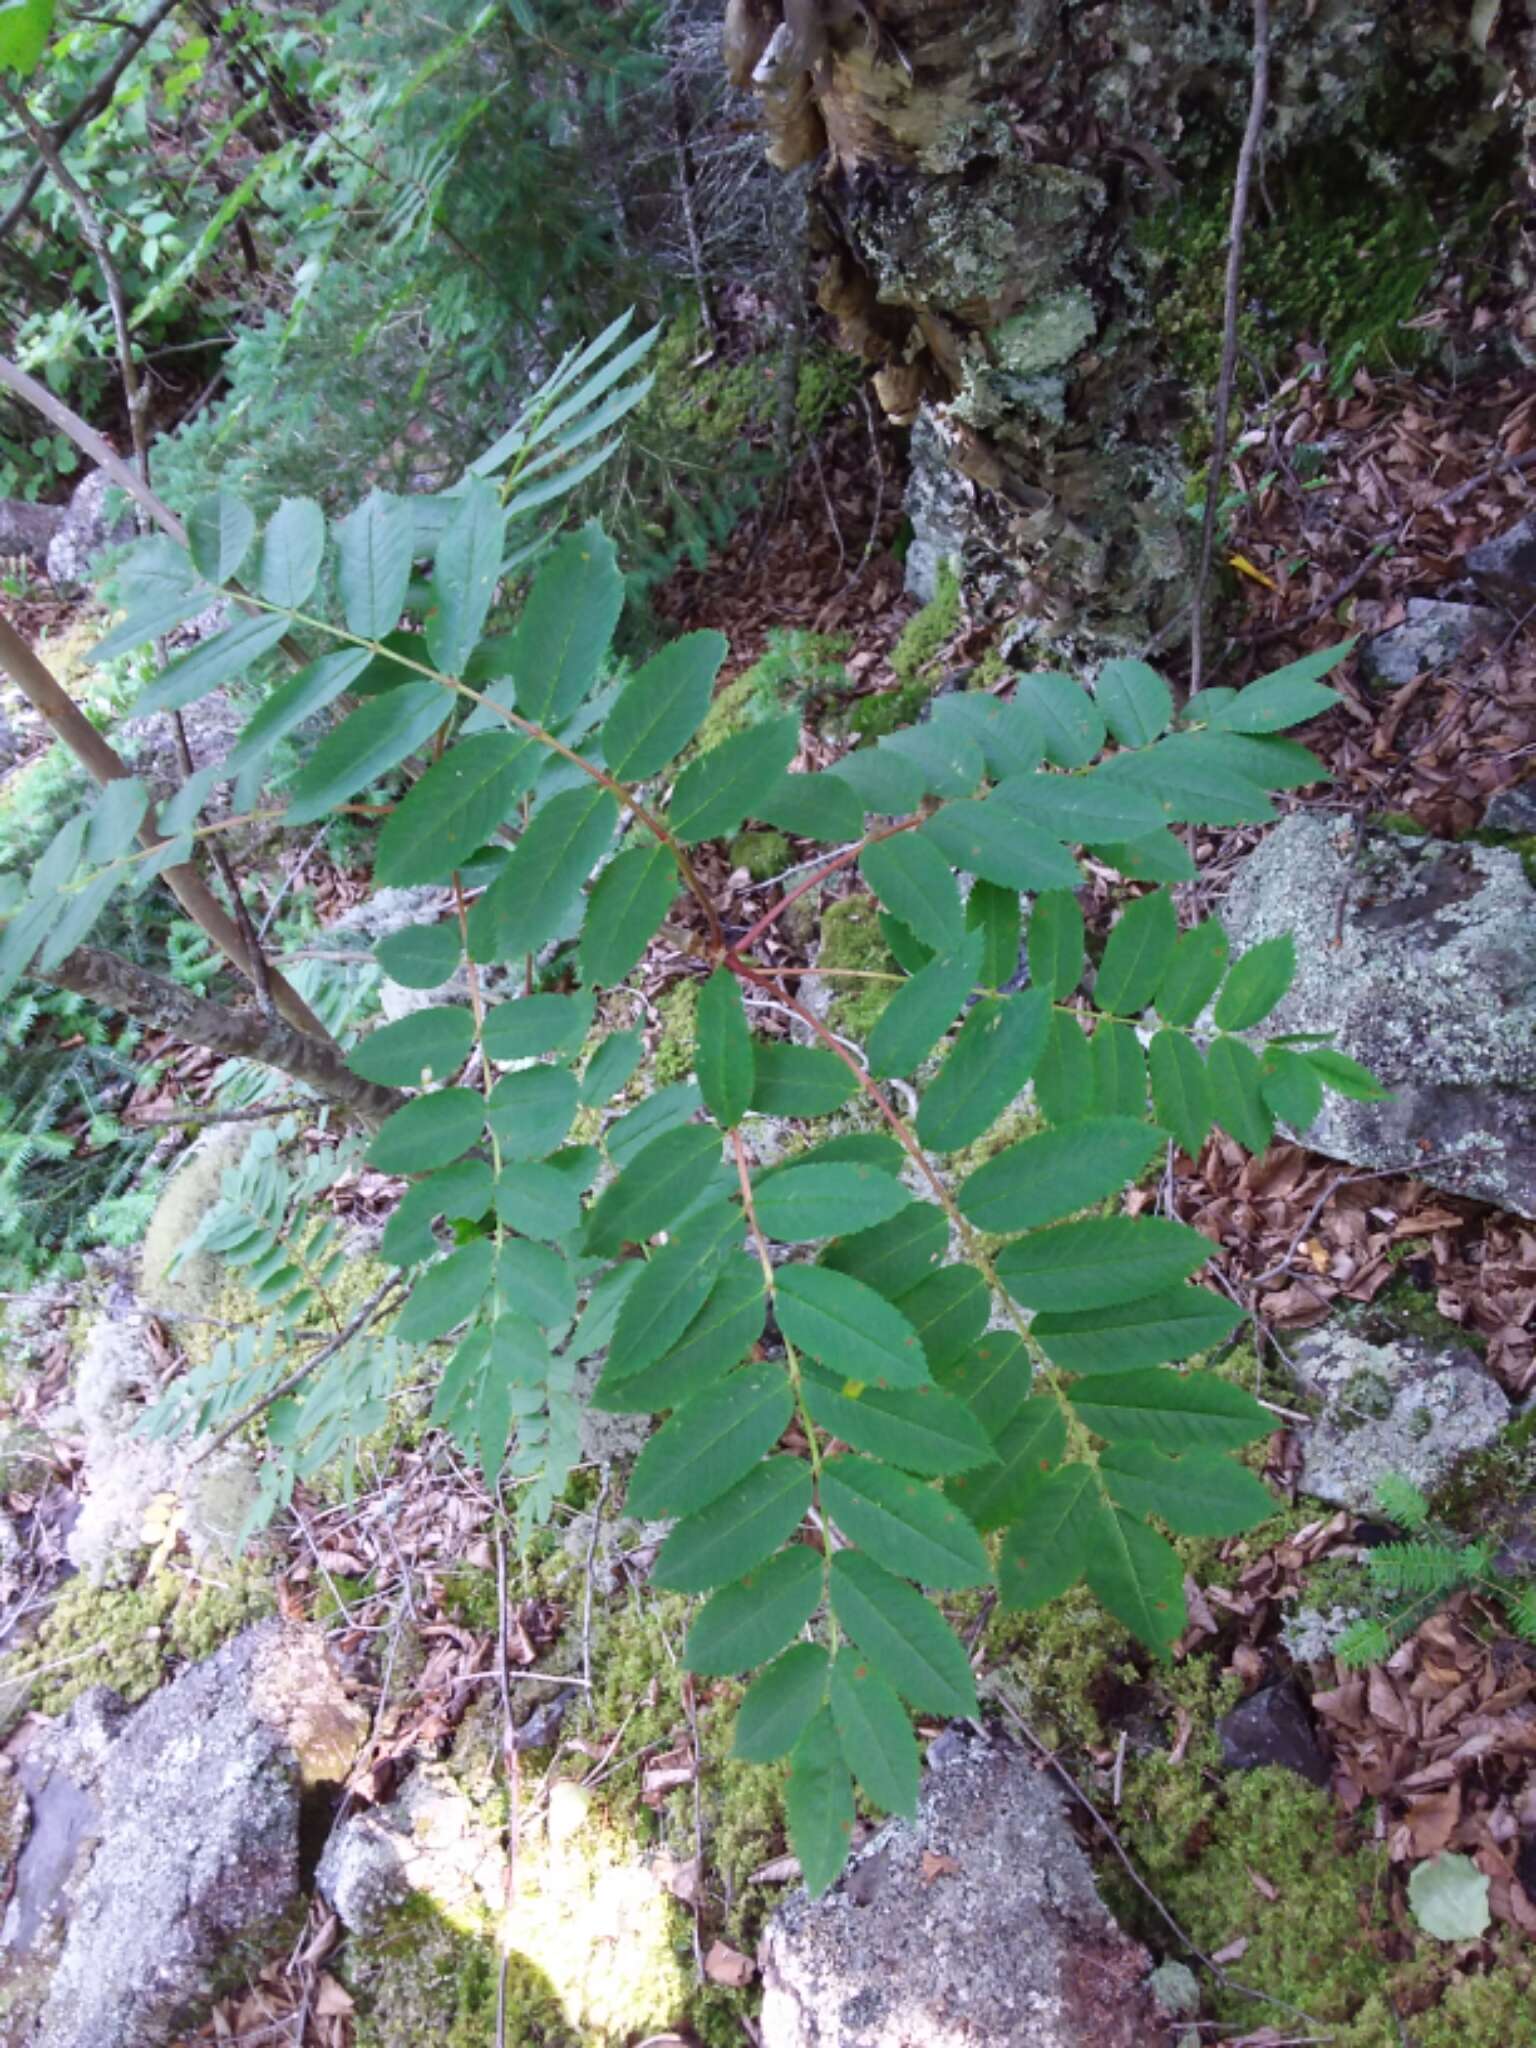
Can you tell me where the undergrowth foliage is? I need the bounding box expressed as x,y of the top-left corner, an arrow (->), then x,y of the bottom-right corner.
0,311 -> 1387,1895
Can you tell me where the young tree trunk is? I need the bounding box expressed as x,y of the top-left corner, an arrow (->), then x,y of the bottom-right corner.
731,1 -> 1527,651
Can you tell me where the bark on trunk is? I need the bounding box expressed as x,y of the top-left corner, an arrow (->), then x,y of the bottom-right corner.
37,945 -> 405,1128
731,0 -> 1529,651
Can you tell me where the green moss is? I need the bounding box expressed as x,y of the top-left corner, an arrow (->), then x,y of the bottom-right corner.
653,979 -> 700,1087
7,1564 -> 274,1715
352,1897 -> 576,2048
729,830 -> 792,881
816,895 -> 898,1041
983,1586 -> 1141,1749
694,670 -> 764,754
851,564 -> 962,739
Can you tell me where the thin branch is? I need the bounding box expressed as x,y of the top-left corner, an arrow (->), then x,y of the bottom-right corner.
1189,0 -> 1270,694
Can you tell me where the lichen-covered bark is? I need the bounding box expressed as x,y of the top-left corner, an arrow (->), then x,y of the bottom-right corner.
731,0 -> 1525,647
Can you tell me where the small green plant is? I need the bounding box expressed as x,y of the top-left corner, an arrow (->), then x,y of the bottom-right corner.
1334,1475 -> 1536,1668
0,308 -> 1387,1899
742,627 -> 853,723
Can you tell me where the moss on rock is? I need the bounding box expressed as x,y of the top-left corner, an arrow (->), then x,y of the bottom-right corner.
815,895 -> 898,1040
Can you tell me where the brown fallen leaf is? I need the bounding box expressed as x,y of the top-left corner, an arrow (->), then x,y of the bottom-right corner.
651,1850 -> 701,1906
704,1940 -> 756,1988
1212,1936 -> 1250,1965
1247,1867 -> 1280,1901
314,1974 -> 355,2018
749,1852 -> 802,1884
921,1851 -> 961,1884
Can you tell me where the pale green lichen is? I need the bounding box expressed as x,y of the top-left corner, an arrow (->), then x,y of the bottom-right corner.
815,895 -> 898,1040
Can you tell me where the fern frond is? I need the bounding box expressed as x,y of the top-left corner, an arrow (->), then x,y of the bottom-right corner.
1364,1540 -> 1470,1597
1374,1474 -> 1432,1530
1335,1617 -> 1394,1669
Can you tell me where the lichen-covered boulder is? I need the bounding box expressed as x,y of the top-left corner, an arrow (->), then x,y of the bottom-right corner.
44,473 -> 133,593
139,1125 -> 256,1319
1358,597 -> 1505,689
1221,815 -> 1536,1216
1466,512 -> 1536,611
26,1622 -> 365,2048
1286,1326 -> 1509,1513
758,1732 -> 1165,2048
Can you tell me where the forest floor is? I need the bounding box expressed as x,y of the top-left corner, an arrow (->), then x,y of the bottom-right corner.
3,320 -> 1536,2048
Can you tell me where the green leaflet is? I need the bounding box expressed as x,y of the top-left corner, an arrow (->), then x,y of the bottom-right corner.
1093,889 -> 1177,1017
878,722 -> 985,798
492,1163 -> 582,1241
395,1239 -> 495,1344
749,1043 -> 856,1119
1101,1442 -> 1275,1537
374,921 -> 460,989
284,681 -> 451,826
227,649 -> 374,778
860,834 -> 964,951
1032,1007 -> 1093,1125
336,488 -> 414,638
607,1081 -> 701,1168
467,784 -> 618,963
997,1464 -> 1097,1610
1204,642 -> 1350,733
1148,1028 -> 1214,1160
833,745 -> 924,815
581,843 -> 678,986
697,968 -> 754,1127
915,990 -> 1050,1153
257,496 -> 326,608
1012,670 -> 1105,768
375,732 -> 541,887
866,929 -> 983,1079
822,1458 -> 990,1588
626,1362 -> 793,1519
966,879 -> 1021,989
603,1204 -> 742,1382
366,1088 -> 484,1174
585,1122 -> 722,1255
753,1163 -> 908,1244
593,1254 -> 764,1412
943,1396 -> 1068,1533
346,1006 -> 475,1087
188,492 -> 255,584
1206,1034 -> 1275,1153
734,1643 -> 830,1763
993,768 -> 1165,846
958,1118 -> 1164,1233
580,1029 -> 644,1107
994,1215 -> 1212,1312
1260,1046 -> 1325,1130
427,478 -> 506,678
757,768 -> 864,842
764,1133 -> 905,1179
1068,1368 -> 1274,1451
1027,889 -> 1084,1001
775,1263 -> 929,1389
602,630 -> 727,781
380,1161 -> 494,1266
879,910 -> 934,974
136,612 -> 290,717
497,522 -> 624,729
1089,1019 -> 1147,1118
1155,920 -> 1229,1027
801,1368 -> 995,1477
1300,1045 -> 1391,1102
829,1650 -> 919,1819
785,1707 -> 855,1897
1096,657 -> 1173,748
931,693 -> 1043,779
652,1457 -> 812,1593
496,1238 -> 574,1329
898,1264 -> 988,1372
482,991 -> 594,1063
669,713 -> 799,844
828,1551 -> 978,1717
683,1545 -> 821,1676
1093,736 -> 1276,826
820,1202 -> 948,1303
1214,933 -> 1297,1030
1084,1504 -> 1186,1655
921,800 -> 1080,892
485,1066 -> 579,1161
1097,828 -> 1197,883
1030,1285 -> 1241,1375
934,1331 -> 1035,1443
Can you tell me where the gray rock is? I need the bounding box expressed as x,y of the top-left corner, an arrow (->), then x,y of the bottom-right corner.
44,473 -> 134,593
1466,514 -> 1536,613
0,498 -> 64,570
317,1760 -> 503,1936
1216,1678 -> 1330,1787
1221,815 -> 1536,1216
1482,782 -> 1536,835
29,1622 -> 365,2048
1286,1326 -> 1509,1514
903,407 -> 971,606
758,1732 -> 1165,2048
1359,597 -> 1504,689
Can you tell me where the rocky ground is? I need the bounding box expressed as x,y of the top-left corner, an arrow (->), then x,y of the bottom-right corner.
1,334 -> 1535,2048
